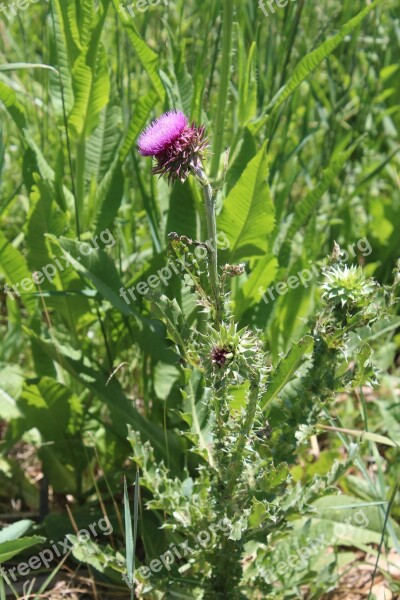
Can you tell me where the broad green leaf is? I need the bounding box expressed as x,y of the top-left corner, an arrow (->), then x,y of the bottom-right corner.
306,494 -> 400,546
67,0 -> 110,139
161,30 -> 193,116
0,387 -> 20,420
261,335 -> 314,410
19,378 -> 83,442
69,43 -> 110,138
25,182 -> 89,331
93,90 -> 157,229
39,448 -> 77,494
94,159 -> 124,232
0,365 -> 23,420
47,235 -> 137,318
234,254 -> 278,319
66,0 -> 95,50
0,538 -> 45,564
86,43 -> 110,134
166,179 -> 198,241
86,103 -> 121,183
25,333 -> 181,471
153,363 -> 181,400
69,54 -> 93,137
0,80 -> 27,130
218,142 -> 275,262
0,520 -> 34,544
22,131 -> 76,214
46,237 -> 177,363
49,0 -> 75,115
26,179 -> 67,271
0,231 -> 36,314
225,127 -> 257,192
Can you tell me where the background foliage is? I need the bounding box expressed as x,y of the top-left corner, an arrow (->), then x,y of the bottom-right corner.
0,0 -> 399,598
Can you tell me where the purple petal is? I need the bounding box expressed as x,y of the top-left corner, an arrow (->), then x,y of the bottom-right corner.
137,111 -> 188,156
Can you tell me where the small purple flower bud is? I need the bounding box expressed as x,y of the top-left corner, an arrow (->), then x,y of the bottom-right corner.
137,110 -> 208,184
211,345 -> 233,369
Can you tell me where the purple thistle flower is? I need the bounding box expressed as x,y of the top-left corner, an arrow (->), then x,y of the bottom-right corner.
137,110 -> 208,184
138,111 -> 188,156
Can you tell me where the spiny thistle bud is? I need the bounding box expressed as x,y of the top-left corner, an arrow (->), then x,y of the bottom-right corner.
200,319 -> 267,384
137,110 -> 208,184
321,265 -> 376,308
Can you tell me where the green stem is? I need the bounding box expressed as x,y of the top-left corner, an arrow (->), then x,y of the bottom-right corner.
210,0 -> 234,179
225,383 -> 260,498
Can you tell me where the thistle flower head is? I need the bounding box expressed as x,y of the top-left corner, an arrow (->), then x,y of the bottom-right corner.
138,111 -> 188,156
199,319 -> 268,385
137,110 -> 208,184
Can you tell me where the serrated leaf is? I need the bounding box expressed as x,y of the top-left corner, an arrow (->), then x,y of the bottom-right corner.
261,335 -> 314,410
218,142 -> 275,262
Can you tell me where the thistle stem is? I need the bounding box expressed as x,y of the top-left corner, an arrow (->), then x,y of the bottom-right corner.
225,383 -> 260,498
193,166 -> 221,323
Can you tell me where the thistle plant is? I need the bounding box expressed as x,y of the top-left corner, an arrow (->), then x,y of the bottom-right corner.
138,110 -> 220,321
129,113 -> 400,599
